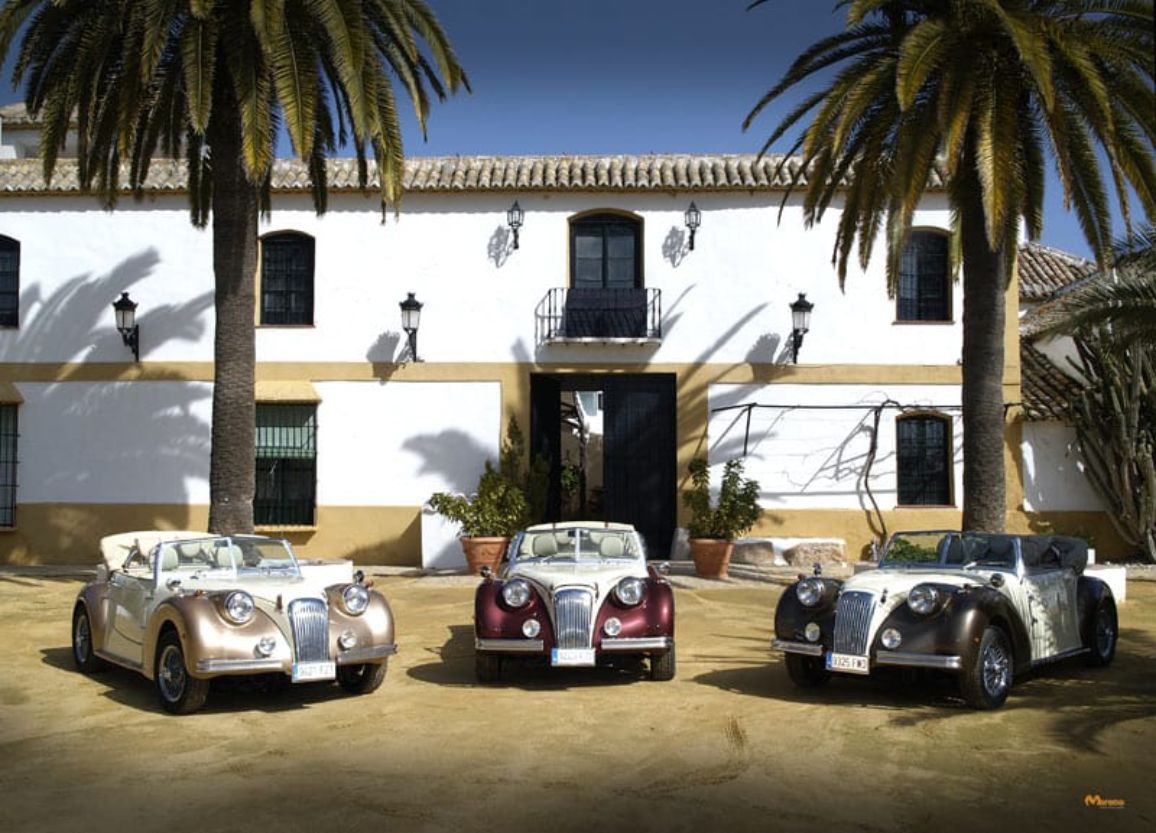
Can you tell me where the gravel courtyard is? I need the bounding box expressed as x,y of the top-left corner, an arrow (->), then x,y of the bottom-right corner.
0,571 -> 1152,833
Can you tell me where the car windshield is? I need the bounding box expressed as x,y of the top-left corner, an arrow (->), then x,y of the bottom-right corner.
513,527 -> 642,562
155,536 -> 302,578
881,532 -> 1018,570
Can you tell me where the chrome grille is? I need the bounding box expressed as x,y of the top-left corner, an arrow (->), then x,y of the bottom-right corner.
553,588 -> 594,649
289,598 -> 330,662
833,591 -> 875,655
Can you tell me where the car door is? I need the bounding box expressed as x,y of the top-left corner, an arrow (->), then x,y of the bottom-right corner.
1021,557 -> 1082,660
104,549 -> 160,664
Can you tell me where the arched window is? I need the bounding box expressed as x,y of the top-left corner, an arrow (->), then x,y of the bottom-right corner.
897,230 -> 950,322
570,212 -> 642,289
0,235 -> 20,328
260,232 -> 315,325
896,414 -> 953,506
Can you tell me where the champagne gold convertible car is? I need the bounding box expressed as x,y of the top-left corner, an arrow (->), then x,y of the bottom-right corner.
72,531 -> 396,714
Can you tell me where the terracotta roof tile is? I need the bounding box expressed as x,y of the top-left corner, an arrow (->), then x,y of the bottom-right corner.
1018,242 -> 1096,302
1020,342 -> 1081,422
0,152 -> 948,196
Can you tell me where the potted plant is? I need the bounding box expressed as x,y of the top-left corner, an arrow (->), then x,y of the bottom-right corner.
427,418 -> 538,575
682,456 -> 762,578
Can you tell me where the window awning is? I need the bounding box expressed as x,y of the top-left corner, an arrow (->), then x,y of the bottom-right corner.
254,381 -> 320,403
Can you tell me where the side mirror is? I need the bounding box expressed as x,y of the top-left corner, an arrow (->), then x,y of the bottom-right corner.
657,562 -> 671,576
354,569 -> 366,585
95,564 -> 109,583
480,565 -> 493,580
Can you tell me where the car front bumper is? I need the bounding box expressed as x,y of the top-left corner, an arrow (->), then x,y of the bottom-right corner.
771,639 -> 962,671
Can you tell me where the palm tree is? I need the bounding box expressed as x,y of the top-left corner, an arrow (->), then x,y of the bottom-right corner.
744,0 -> 1155,532
0,0 -> 468,534
1033,225 -> 1156,345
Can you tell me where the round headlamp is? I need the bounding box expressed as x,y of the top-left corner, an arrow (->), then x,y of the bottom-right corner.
614,577 -> 645,607
342,583 -> 370,616
522,618 -> 541,638
604,617 -> 623,637
502,579 -> 532,609
223,591 -> 255,624
796,578 -> 825,607
907,584 -> 941,616
880,627 -> 902,650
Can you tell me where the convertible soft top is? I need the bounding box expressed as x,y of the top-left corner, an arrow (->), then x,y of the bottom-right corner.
99,530 -> 206,569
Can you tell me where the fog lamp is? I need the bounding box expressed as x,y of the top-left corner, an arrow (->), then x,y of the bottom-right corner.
522,619 -> 541,638
256,636 -> 277,657
338,629 -> 358,651
604,617 -> 623,637
804,622 -> 821,643
881,628 -> 902,650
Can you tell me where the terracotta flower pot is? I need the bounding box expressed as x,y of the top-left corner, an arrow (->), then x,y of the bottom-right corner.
460,536 -> 509,575
689,538 -> 734,578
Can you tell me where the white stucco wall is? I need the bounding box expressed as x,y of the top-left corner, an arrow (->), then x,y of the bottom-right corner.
15,381 -> 213,504
0,189 -> 960,368
707,383 -> 964,511
1021,422 -> 1106,512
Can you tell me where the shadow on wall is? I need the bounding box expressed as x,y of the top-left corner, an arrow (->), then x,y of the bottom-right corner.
401,429 -> 496,495
662,227 -> 689,267
0,249 -> 215,562
366,330 -> 403,380
488,226 -> 514,268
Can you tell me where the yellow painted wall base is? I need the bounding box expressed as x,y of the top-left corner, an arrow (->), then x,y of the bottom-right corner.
0,503 -> 1133,566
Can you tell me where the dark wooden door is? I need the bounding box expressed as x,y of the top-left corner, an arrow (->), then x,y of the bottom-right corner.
530,374 -> 562,522
602,375 -> 676,558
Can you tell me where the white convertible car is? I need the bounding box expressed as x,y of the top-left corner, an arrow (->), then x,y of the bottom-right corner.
72,531 -> 396,714
771,531 -> 1118,708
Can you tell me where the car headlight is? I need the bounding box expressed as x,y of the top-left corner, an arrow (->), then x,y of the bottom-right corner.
502,579 -> 532,608
342,583 -> 370,616
796,578 -> 825,607
614,577 -> 645,607
223,591 -> 254,624
907,584 -> 941,616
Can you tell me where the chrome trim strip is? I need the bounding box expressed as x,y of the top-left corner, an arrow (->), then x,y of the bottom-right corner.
771,639 -> 824,657
476,638 -> 544,653
336,643 -> 398,664
875,651 -> 963,670
600,637 -> 673,651
1031,646 -> 1088,667
195,657 -> 285,673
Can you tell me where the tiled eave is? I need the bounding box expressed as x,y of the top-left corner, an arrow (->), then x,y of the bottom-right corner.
0,153 -> 948,197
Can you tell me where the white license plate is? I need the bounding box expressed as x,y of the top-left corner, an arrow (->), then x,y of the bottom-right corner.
551,648 -> 596,667
826,653 -> 870,674
291,661 -> 336,682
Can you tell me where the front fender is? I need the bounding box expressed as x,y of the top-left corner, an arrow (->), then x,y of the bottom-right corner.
1077,575 -> 1115,650
474,579 -> 556,650
774,578 -> 842,643
144,596 -> 284,680
593,579 -> 674,648
326,586 -> 396,660
875,586 -> 1031,673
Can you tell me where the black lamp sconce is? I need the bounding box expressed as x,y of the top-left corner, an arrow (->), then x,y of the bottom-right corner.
789,292 -> 814,364
112,291 -> 140,362
399,292 -> 423,362
507,200 -> 524,250
684,201 -> 701,250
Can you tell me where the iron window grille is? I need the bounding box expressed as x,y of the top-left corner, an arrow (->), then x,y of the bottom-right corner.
897,231 -> 950,322
0,404 -> 17,526
260,232 -> 315,325
255,404 -> 317,526
0,236 -> 20,328
896,414 -> 952,506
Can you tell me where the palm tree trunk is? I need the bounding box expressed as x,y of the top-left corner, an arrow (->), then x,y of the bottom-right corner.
206,109 -> 258,535
958,168 -> 1008,533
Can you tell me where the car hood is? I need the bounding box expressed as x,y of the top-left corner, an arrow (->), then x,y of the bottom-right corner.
841,567 -> 998,608
507,560 -> 646,595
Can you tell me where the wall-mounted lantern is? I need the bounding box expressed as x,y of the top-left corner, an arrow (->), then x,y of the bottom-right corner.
789,292 -> 814,364
507,200 -> 524,250
399,292 -> 423,362
684,201 -> 701,251
112,291 -> 140,362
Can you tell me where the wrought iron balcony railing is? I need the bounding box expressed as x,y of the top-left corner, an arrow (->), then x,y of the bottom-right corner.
536,287 -> 662,344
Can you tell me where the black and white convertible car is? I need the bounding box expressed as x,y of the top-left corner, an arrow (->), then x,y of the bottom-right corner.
771,531 -> 1118,708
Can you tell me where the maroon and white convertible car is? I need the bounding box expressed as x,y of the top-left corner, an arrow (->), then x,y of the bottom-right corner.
474,522 -> 675,682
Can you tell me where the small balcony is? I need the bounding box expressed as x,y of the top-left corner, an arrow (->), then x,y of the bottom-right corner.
536,287 -> 662,345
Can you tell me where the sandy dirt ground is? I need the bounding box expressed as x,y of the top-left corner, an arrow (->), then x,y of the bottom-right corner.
0,572 -> 1153,833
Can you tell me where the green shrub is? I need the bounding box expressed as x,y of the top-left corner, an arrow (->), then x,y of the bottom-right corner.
683,457 -> 762,540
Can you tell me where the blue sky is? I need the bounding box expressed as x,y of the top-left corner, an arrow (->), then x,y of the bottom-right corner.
3,0 -> 1138,259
